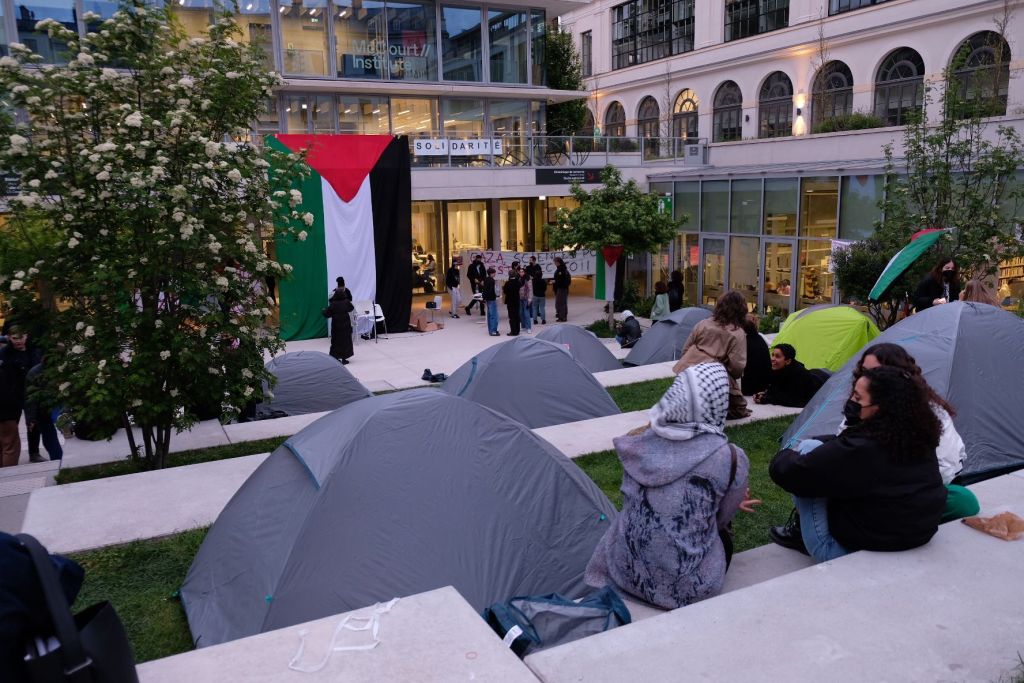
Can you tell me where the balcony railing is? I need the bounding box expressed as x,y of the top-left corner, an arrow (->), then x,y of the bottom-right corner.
407,135 -> 709,168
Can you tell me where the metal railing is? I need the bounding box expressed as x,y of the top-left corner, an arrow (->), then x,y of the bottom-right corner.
406,135 -> 709,169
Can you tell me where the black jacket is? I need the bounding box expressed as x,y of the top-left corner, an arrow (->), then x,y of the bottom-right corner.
532,274 -> 548,297
482,276 -> 498,301
761,360 -> 824,407
502,275 -> 521,303
667,280 -> 684,312
769,432 -> 945,552
553,266 -> 571,291
467,261 -> 487,285
445,266 -> 460,289
618,316 -> 642,348
914,274 -> 960,312
0,345 -> 41,421
525,263 -> 542,280
741,330 -> 771,396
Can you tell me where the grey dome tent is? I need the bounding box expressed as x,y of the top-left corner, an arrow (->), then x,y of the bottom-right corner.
441,336 -> 621,428
623,307 -> 712,367
257,351 -> 372,417
535,324 -> 622,373
181,389 -> 616,647
782,302 -> 1024,483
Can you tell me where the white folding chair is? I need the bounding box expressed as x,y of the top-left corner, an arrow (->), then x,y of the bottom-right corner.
372,302 -> 388,342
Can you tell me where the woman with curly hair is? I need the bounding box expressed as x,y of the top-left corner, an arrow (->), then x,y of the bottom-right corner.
767,366 -> 947,562
673,290 -> 750,418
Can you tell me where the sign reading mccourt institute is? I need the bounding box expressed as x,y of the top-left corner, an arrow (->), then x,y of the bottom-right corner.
535,169 -> 602,185
413,138 -> 504,156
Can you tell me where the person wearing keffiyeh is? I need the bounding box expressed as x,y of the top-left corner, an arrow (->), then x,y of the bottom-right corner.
584,363 -> 754,609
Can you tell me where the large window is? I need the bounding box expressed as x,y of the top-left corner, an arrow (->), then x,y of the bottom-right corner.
712,81 -> 742,143
531,9 -> 545,86
951,31 -> 1011,118
442,5 -> 482,81
280,0 -> 330,76
337,95 -> 390,133
763,177 -> 797,235
387,0 -> 437,80
758,71 -> 793,138
674,181 -> 700,227
15,0 -> 75,63
829,0 -> 890,15
701,180 -> 729,232
724,0 -> 788,43
231,0 -> 275,69
730,179 -> 761,234
604,101 -> 626,137
581,30 -> 592,77
811,61 -> 853,131
673,89 -> 698,141
334,0 -> 386,79
442,98 -> 484,137
800,176 -> 839,238
489,9 -> 528,84
391,97 -> 438,137
611,0 -> 693,70
839,175 -> 883,240
874,47 -> 925,126
637,97 -> 660,138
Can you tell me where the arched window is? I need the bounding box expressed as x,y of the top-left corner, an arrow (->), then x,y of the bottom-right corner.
758,71 -> 793,138
811,60 -> 854,129
673,89 -> 699,141
580,109 -> 596,136
713,81 -> 743,143
637,96 -> 660,138
604,101 -> 626,137
951,31 -> 1010,117
874,47 -> 925,126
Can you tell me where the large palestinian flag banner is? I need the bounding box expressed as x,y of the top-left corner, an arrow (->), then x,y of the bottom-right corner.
268,134 -> 412,340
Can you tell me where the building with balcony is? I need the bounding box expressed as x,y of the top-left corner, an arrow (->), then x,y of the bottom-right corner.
560,0 -> 1024,315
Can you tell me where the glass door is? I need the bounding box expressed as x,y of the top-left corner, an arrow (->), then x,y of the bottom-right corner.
699,236 -> 727,307
761,239 -> 796,317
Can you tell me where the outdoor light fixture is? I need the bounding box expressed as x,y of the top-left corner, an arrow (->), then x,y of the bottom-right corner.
796,107 -> 802,116
539,195 -> 546,201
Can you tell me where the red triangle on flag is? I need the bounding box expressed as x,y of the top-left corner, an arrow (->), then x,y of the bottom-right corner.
602,245 -> 624,268
274,134 -> 394,203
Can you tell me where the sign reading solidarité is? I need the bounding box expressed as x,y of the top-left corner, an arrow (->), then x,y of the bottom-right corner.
413,138 -> 504,156
459,249 -> 596,280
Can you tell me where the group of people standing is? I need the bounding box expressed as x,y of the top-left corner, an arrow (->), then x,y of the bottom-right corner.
450,254 -> 572,337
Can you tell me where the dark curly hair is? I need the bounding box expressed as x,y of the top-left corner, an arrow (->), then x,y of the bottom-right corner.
853,366 -> 942,462
713,290 -> 748,328
853,343 -> 956,417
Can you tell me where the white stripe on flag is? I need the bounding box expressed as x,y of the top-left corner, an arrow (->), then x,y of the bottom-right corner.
323,175 -> 377,302
602,261 -> 616,300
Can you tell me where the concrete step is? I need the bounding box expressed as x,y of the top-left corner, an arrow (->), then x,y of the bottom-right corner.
525,473 -> 1024,683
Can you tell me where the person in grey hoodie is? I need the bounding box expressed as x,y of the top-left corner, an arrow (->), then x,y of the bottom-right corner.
585,362 -> 756,609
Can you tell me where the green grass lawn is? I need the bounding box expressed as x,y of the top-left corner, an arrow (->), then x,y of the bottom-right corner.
69,414 -> 795,664
606,377 -> 674,413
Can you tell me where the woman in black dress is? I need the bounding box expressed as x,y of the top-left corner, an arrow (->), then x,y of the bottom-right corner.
323,285 -> 354,364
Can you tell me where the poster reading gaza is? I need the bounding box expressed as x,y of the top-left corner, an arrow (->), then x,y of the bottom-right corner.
459,249 -> 597,279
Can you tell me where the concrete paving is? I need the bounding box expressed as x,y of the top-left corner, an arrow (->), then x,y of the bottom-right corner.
525,472 -> 1024,683
136,586 -> 537,683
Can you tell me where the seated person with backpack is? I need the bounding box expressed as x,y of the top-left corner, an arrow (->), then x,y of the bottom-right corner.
753,344 -> 825,408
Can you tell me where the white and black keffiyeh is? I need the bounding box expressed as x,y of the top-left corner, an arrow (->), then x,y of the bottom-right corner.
648,362 -> 729,441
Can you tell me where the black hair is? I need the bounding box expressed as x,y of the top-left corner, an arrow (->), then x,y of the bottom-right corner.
774,343 -> 796,361
855,366 -> 942,463
670,270 -> 683,283
854,343 -> 955,417
930,257 -> 958,284
336,276 -> 345,286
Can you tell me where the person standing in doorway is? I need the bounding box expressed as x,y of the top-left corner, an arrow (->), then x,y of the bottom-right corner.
532,267 -> 548,325
483,267 -> 500,336
519,266 -> 533,333
503,268 -> 522,336
445,258 -> 462,319
465,253 -> 487,317
553,257 -> 571,322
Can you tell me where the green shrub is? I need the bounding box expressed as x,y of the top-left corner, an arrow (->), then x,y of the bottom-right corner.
613,280 -> 654,318
585,319 -> 616,338
758,309 -> 784,334
813,112 -> 885,134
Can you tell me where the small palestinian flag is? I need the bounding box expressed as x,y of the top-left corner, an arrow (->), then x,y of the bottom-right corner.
595,245 -> 623,301
268,135 -> 412,341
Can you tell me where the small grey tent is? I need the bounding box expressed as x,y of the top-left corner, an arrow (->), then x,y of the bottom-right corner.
535,324 -> 622,373
623,307 -> 712,367
441,336 -> 621,428
258,351 -> 372,417
181,389 -> 616,647
782,302 -> 1024,482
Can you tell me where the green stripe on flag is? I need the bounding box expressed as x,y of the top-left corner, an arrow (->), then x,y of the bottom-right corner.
268,136 -> 329,341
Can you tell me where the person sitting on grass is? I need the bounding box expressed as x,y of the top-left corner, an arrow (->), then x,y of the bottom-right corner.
740,314 -> 771,397
753,343 -> 825,408
768,366 -> 947,563
585,362 -> 760,609
846,343 -> 976,522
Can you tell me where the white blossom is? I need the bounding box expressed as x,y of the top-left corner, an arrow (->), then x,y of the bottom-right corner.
9,279 -> 23,291
302,212 -> 314,226
71,344 -> 85,354
9,134 -> 29,154
68,238 -> 80,248
84,326 -> 95,337
94,141 -> 117,153
44,170 -> 57,179
75,52 -> 95,66
131,399 -> 143,408
160,350 -> 171,360
227,169 -> 242,182
297,230 -> 308,241
208,367 -> 220,375
12,85 -> 28,93
0,57 -> 19,68
169,389 -> 179,397
97,360 -> 106,370
177,76 -> 195,88
225,71 -> 240,79
76,322 -> 85,331
95,170 -> 110,181
216,276 -> 229,288
241,368 -> 253,379
155,320 -> 163,328
100,67 -> 119,81
59,382 -> 71,393
124,111 -> 143,127
244,386 -> 254,397
172,211 -> 185,222
204,141 -> 221,158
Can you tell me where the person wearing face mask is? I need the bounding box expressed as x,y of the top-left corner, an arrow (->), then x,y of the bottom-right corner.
767,366 -> 946,562
752,343 -> 824,408
913,258 -> 960,312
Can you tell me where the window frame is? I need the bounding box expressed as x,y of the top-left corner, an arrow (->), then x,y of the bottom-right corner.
811,60 -> 854,129
673,88 -> 698,141
712,81 -> 743,143
757,71 -> 793,139
610,0 -> 693,71
873,47 -> 925,127
724,0 -> 788,43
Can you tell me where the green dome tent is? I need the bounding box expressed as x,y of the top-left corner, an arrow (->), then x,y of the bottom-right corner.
772,305 -> 879,371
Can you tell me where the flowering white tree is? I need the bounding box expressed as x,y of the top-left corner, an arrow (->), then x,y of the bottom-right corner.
0,1 -> 312,468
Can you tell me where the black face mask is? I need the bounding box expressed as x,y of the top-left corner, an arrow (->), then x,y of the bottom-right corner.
942,270 -> 955,281
843,398 -> 864,426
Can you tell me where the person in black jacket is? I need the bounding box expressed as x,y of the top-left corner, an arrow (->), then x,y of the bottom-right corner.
531,269 -> 548,325
483,267 -> 499,336
768,366 -> 946,562
502,270 -> 521,336
667,270 -> 685,312
753,343 -> 824,407
913,258 -> 960,312
740,316 -> 771,396
465,254 -> 487,316
0,327 -> 42,467
553,257 -> 571,322
445,259 -> 461,319
615,311 -> 642,348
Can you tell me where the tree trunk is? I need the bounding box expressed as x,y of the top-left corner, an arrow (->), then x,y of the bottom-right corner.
123,413 -> 140,463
